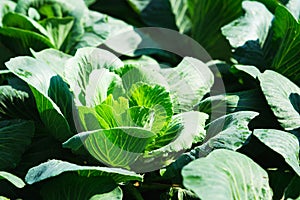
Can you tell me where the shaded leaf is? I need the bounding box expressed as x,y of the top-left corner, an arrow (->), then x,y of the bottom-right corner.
127,0 -> 177,29
233,40 -> 266,68
271,5 -> 300,85
0,85 -> 39,120
267,169 -> 295,200
0,42 -> 15,69
0,119 -> 34,170
89,0 -> 144,26
2,12 -> 46,35
285,176 -> 300,200
190,0 -> 243,60
14,135 -> 76,178
39,173 -> 118,200
198,88 -> 280,128
0,27 -> 54,55
167,187 -> 198,200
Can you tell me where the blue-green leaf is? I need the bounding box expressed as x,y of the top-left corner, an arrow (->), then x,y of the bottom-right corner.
254,129 -> 300,176
196,111 -> 259,157
258,70 -> 300,130
182,149 -> 273,200
64,47 -> 123,107
160,57 -> 213,112
221,1 -> 273,48
25,159 -> 143,184
6,56 -> 73,141
31,48 -> 71,78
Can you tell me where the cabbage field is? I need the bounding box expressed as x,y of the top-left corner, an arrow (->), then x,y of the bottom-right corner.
0,0 -> 299,199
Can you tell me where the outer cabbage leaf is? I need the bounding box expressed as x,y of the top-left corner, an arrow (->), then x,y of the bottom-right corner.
0,0 -> 16,27
221,1 -> 273,48
6,56 -> 73,141
39,174 -> 120,200
196,111 -> 259,157
0,171 -> 25,188
169,0 -> 192,33
190,0 -> 243,60
127,0 -> 177,29
0,119 -> 34,170
0,85 -> 39,120
15,0 -> 87,53
182,149 -> 273,200
253,129 -> 300,176
258,70 -> 300,130
123,55 -> 161,70
2,12 -> 47,35
285,0 -> 300,19
81,11 -> 174,58
270,5 -> 300,85
0,27 -> 54,55
31,48 -> 71,78
76,10 -> 132,50
25,159 -> 143,184
90,187 -> 122,200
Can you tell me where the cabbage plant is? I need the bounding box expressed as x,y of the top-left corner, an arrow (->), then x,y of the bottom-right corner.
0,0 -> 300,199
